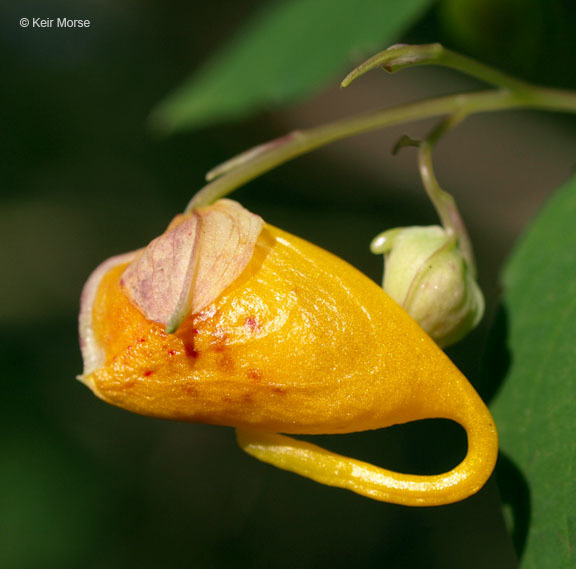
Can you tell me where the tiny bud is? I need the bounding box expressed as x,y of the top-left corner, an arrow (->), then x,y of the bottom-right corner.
371,225 -> 484,347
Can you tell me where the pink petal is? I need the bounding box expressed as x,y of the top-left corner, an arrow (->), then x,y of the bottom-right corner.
121,200 -> 264,333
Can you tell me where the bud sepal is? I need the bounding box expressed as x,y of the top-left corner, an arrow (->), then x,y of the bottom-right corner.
371,225 -> 484,347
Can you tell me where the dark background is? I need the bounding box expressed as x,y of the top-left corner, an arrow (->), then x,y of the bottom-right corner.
3,1 -> 576,567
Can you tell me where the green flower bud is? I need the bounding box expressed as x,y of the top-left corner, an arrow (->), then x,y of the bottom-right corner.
371,226 -> 484,347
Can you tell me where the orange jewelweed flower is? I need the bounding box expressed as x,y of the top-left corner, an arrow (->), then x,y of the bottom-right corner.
78,199 -> 497,506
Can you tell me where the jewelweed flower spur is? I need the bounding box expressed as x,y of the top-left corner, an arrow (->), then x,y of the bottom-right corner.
78,199 -> 497,506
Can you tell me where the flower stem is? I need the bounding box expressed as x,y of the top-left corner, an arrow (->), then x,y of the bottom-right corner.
340,43 -> 534,93
187,50 -> 576,211
388,113 -> 477,275
418,137 -> 477,277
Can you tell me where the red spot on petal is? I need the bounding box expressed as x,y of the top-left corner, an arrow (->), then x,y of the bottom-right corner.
218,355 -> 235,371
184,341 -> 199,358
143,370 -> 154,377
212,327 -> 229,351
244,316 -> 260,332
123,377 -> 136,389
247,368 -> 262,381
181,383 -> 197,396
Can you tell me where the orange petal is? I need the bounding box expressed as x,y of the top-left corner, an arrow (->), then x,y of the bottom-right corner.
78,251 -> 139,377
79,220 -> 497,506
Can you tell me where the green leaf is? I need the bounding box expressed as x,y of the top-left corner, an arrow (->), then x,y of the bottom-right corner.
151,0 -> 433,133
491,174 -> 576,567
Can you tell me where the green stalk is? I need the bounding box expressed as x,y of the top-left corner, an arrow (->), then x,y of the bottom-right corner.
187,45 -> 576,211
340,43 -> 534,93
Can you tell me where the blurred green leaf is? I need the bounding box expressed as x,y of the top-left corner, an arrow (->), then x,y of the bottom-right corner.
439,0 -> 545,61
491,174 -> 576,567
151,0 -> 433,133
438,0 -> 575,86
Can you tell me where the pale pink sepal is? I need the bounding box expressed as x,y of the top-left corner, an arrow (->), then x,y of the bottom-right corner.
121,199 -> 264,333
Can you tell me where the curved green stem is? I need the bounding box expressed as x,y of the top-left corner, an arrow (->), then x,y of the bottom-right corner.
341,43 -> 534,93
418,138 -> 476,276
187,47 -> 576,211
388,112 -> 477,274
